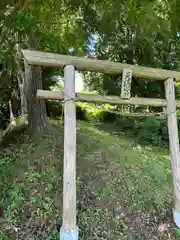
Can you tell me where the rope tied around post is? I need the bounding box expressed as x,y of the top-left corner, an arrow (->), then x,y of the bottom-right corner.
61,93 -> 76,124
63,94 -> 76,104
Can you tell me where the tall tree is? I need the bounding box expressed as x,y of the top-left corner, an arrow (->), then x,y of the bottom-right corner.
0,0 -> 88,134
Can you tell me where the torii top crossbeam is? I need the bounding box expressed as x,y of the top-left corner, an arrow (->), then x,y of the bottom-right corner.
21,49 -> 180,81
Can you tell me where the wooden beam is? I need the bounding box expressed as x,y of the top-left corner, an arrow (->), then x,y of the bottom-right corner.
21,49 -> 180,81
62,65 -> 77,230
165,78 -> 180,228
37,90 -> 180,108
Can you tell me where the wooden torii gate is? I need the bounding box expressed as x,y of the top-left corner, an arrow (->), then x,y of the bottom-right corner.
22,49 -> 180,240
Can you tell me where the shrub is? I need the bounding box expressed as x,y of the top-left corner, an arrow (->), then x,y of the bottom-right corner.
45,100 -> 180,147
46,100 -> 92,121
136,117 -> 162,144
101,110 -> 117,122
115,115 -> 170,146
46,100 -> 62,117
76,105 -> 87,120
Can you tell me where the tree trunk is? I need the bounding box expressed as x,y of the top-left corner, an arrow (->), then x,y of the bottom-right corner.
23,35 -> 47,135
24,61 -> 47,135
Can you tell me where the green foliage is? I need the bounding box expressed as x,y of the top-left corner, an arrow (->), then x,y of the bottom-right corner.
66,101 -> 171,147
45,98 -> 175,149
115,115 -> 169,146
81,0 -> 180,99
46,100 -> 63,118
175,83 -> 180,100
0,0 -> 89,128
46,99 -> 116,123
76,103 -> 118,123
45,100 -> 173,148
175,228 -> 180,237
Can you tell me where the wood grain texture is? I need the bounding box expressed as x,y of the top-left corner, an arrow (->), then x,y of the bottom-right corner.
37,89 -> 180,108
63,65 -> 76,229
121,69 -> 132,99
21,49 -> 180,81
165,78 -> 180,211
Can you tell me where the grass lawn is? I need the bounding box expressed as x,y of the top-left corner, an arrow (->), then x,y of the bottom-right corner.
0,120 -> 179,239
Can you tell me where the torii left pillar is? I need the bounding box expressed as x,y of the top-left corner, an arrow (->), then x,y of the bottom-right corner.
60,65 -> 78,240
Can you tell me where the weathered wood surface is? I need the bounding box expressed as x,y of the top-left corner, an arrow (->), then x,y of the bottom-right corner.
21,49 -> 180,81
165,78 -> 180,214
121,69 -> 132,99
63,65 -> 77,229
37,89 -> 180,108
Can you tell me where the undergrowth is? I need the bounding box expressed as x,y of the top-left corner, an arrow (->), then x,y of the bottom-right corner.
0,120 -> 179,239
47,99 -> 178,147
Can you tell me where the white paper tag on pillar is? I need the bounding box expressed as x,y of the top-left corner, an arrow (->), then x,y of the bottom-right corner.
121,68 -> 132,99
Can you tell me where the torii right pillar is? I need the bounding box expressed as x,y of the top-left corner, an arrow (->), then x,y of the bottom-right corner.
165,78 -> 180,227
